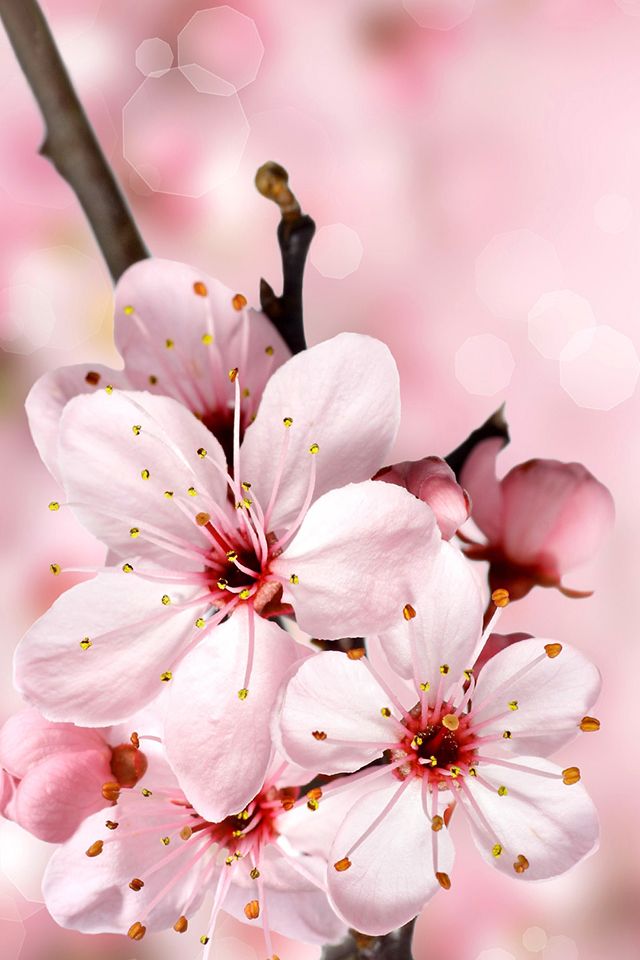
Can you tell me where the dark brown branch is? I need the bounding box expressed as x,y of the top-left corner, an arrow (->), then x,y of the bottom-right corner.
445,404 -> 510,480
255,161 -> 315,354
322,920 -> 416,960
0,0 -> 149,281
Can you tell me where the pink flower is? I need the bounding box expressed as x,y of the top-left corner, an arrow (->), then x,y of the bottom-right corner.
42,751 -> 345,953
277,543 -> 601,934
0,707 -> 149,842
460,438 -> 615,599
16,332 -> 440,821
26,258 -> 291,478
375,455 -> 470,540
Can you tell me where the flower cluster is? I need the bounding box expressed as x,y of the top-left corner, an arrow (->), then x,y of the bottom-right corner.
3,258 -> 613,954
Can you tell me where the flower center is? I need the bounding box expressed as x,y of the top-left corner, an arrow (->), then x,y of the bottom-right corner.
392,701 -> 478,785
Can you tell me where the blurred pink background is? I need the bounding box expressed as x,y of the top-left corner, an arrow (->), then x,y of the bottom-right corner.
0,1 -> 637,958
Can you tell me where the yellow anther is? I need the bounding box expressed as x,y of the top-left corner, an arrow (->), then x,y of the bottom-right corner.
105,820 -> 119,830
105,384 -> 114,394
228,367 -> 239,382
411,736 -> 424,749
513,854 -> 530,874
132,424 -> 142,435
130,732 -> 140,748
497,785 -> 508,797
309,442 -> 320,454
431,815 -> 444,832
232,293 -> 248,311
197,447 -> 207,459
161,594 -> 171,606
491,588 -> 510,607
180,826 -> 193,841
86,840 -> 103,858
380,707 -> 392,718
250,867 -> 260,879
307,798 -> 319,811
122,563 -> 134,574
347,647 -> 365,660
50,562 -> 61,575
161,836 -> 171,846
502,730 -> 512,739
195,512 -> 211,526
403,603 -> 416,621
492,844 -> 503,858
79,637 -> 92,650
217,578 -> 228,591
312,730 -> 327,740
436,871 -> 451,890
195,618 -> 206,629
242,498 -> 253,509
129,527 -> 140,538
48,501 -> 60,511
200,935 -> 210,945
165,338 -> 174,349
463,669 -> 473,682
225,856 -> 234,865
226,550 -> 238,562
334,857 -> 352,872
420,681 -> 431,692
123,305 -> 134,315
239,589 -> 251,600
562,766 -> 581,785
164,490 -> 174,498
440,664 -> 450,675
289,574 -> 299,584
160,671 -> 173,682
193,281 -> 208,297
201,332 -> 213,345
232,829 -> 244,838
580,716 -> 601,732
187,486 -> 197,496
429,755 -> 438,767
442,714 -> 460,731
283,416 -> 293,427
128,922 -> 146,941
238,688 -> 249,700
265,345 -> 274,356
545,642 -> 563,659
244,900 -> 260,920
141,788 -> 153,797
450,766 -> 461,778
469,767 -> 477,777
243,387 -> 251,398
141,469 -> 150,480
508,700 -> 519,711
148,375 -> 158,385
174,916 -> 188,934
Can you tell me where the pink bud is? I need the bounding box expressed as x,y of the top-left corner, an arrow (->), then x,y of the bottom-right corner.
376,456 -> 470,540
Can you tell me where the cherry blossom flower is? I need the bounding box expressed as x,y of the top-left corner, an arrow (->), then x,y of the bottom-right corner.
26,258 -> 291,478
277,543 -> 601,934
375,455 -> 470,539
0,707 -> 149,842
459,438 -> 615,599
42,750 -> 345,955
15,332 -> 440,821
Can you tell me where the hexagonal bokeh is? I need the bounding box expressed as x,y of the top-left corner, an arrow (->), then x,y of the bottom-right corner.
178,6 -> 264,94
559,324 -> 640,410
403,0 -> 476,31
521,926 -> 547,952
593,193 -> 633,234
455,333 -> 515,396
528,289 -> 596,360
135,37 -> 174,78
311,224 -> 364,279
475,229 -> 563,320
123,68 -> 249,197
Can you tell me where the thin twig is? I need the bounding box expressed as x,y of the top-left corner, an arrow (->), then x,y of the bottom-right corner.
0,0 -> 149,281
445,404 -> 510,480
255,161 -> 315,354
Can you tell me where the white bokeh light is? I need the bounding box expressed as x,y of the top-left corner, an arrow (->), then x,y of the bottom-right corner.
0,820 -> 50,902
614,0 -> 640,16
178,6 -> 264,94
528,290 -> 596,359
455,333 -> 515,395
403,0 -> 476,31
135,38 -> 174,78
311,224 -> 364,279
544,935 -> 579,960
476,229 -> 563,320
593,193 -> 633,234
522,926 -> 548,952
559,324 -> 640,410
123,69 -> 249,197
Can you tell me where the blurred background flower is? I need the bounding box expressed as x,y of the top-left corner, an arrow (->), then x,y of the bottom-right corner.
0,0 -> 637,957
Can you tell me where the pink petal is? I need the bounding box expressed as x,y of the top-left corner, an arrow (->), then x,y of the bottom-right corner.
459,437 -> 505,542
164,608 -> 306,823
0,708 -> 108,779
224,879 -> 346,945
463,757 -> 599,880
114,258 -> 290,425
328,777 -> 454,935
472,637 -> 601,757
25,364 -> 130,482
501,460 -> 614,574
275,480 -> 440,638
43,791 -> 208,933
240,333 -> 401,531
57,389 -> 229,563
379,457 -> 469,540
377,541 -> 484,688
278,652 -> 395,774
14,572 -> 205,725
473,632 -> 531,675
13,748 -> 113,843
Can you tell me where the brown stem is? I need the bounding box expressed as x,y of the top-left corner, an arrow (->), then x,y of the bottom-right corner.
0,0 -> 149,281
255,161 -> 315,354
445,404 -> 510,480
322,920 -> 417,959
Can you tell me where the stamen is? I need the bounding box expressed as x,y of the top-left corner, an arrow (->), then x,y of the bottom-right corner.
128,922 -> 146,941
580,716 -> 600,732
344,777 -> 412,859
